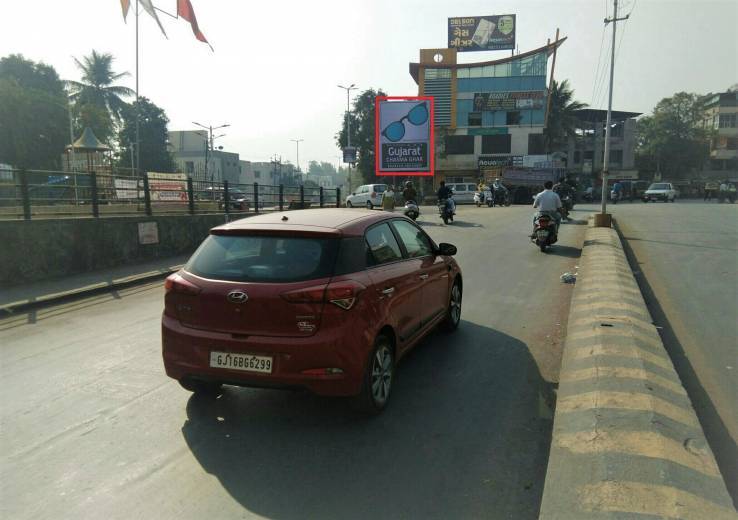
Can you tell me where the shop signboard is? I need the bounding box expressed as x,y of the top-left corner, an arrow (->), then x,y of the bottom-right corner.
147,172 -> 188,203
375,96 -> 434,176
478,156 -> 512,168
448,15 -> 516,51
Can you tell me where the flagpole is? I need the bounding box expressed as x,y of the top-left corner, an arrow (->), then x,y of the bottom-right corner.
135,0 -> 140,177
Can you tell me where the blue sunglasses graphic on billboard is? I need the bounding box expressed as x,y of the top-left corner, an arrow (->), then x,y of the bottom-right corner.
376,97 -> 434,176
381,103 -> 429,142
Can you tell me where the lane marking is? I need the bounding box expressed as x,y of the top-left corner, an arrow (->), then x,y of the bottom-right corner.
556,390 -> 699,429
560,366 -> 687,396
576,481 -> 735,519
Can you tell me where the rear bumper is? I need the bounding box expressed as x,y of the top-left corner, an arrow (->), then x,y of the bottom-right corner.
161,314 -> 368,396
643,193 -> 670,200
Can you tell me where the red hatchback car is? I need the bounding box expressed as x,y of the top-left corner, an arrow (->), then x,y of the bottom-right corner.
162,209 -> 462,413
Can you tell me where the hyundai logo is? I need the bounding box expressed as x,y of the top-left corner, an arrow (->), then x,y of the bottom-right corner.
227,290 -> 249,304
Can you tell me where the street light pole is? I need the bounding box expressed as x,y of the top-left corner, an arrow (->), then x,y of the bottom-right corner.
600,0 -> 629,218
193,121 -> 230,185
290,138 -> 304,179
338,83 -> 357,193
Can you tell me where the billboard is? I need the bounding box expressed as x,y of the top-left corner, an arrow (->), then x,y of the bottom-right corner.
473,91 -> 545,111
147,172 -> 188,203
375,96 -> 434,176
448,15 -> 516,52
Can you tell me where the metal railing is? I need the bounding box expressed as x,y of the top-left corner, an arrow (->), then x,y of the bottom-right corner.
0,169 -> 342,220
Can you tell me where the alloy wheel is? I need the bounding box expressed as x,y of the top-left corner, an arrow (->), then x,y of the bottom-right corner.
449,283 -> 462,325
370,345 -> 393,406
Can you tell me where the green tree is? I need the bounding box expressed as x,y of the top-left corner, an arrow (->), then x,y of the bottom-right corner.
67,50 -> 134,142
117,97 -> 175,173
635,92 -> 710,178
336,88 -> 386,185
0,54 -> 69,169
544,79 -> 588,153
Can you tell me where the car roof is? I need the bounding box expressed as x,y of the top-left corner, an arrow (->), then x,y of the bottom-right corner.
212,209 -> 396,236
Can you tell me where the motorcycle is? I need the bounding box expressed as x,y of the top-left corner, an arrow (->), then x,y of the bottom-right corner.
560,195 -> 573,220
492,189 -> 511,207
438,198 -> 455,224
531,212 -> 558,252
404,200 -> 420,221
474,189 -> 493,207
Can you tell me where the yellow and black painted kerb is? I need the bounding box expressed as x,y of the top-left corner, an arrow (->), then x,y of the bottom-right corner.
539,226 -> 736,519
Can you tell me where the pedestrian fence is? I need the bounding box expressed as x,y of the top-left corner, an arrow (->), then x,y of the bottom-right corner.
0,169 -> 342,220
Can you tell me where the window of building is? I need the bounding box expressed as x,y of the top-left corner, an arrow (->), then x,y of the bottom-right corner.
506,111 -> 521,125
528,134 -> 546,155
482,134 -> 511,154
719,114 -> 737,128
727,137 -> 738,150
574,151 -> 581,164
185,161 -> 194,174
254,171 -> 261,179
583,150 -> 594,160
424,68 -> 451,80
469,67 -> 483,78
468,112 -> 482,126
609,150 -> 623,164
457,68 -> 470,79
445,135 -> 475,155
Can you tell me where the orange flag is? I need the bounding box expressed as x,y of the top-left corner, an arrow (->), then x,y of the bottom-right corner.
177,0 -> 213,50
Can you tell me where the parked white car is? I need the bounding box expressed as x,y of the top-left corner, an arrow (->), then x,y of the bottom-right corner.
642,182 -> 678,203
345,184 -> 387,209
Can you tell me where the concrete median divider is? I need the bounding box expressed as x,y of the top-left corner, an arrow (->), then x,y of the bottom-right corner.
539,225 -> 736,519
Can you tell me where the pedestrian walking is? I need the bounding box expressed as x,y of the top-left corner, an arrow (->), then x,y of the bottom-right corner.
382,185 -> 396,211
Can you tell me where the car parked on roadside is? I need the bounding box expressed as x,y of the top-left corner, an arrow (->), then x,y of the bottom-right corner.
642,182 -> 678,202
345,184 -> 387,209
445,183 -> 478,204
162,209 -> 463,413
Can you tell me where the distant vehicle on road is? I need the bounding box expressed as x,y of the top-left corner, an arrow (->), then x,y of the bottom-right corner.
203,186 -> 251,210
162,209 -> 463,414
642,182 -> 678,203
345,184 -> 387,209
445,183 -> 477,204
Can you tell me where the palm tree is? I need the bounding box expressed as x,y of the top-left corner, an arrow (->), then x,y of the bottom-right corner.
67,50 -> 134,123
544,79 -> 588,153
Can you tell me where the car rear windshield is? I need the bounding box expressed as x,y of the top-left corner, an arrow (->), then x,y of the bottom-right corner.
185,234 -> 339,283
649,183 -> 670,190
373,185 -> 387,193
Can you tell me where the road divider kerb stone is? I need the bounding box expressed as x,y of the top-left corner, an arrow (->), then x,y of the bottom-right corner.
539,224 -> 736,519
0,264 -> 184,316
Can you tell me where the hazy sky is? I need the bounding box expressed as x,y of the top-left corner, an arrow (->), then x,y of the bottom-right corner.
5,0 -> 737,168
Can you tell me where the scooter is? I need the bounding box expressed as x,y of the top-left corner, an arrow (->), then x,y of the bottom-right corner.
531,213 -> 558,252
404,200 -> 420,221
438,198 -> 455,224
474,189 -> 493,207
492,189 -> 511,207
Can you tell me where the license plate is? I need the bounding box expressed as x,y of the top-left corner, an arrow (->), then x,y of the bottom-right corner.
209,351 -> 273,373
537,230 -> 549,239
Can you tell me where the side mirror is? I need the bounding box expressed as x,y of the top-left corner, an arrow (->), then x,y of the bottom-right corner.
437,242 -> 457,256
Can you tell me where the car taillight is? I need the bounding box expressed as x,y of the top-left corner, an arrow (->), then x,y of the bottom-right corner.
538,219 -> 550,227
164,273 -> 201,295
281,280 -> 366,310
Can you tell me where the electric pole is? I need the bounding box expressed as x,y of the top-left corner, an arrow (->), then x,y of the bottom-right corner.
338,83 -> 357,193
290,138 -> 304,182
599,0 -> 629,219
193,121 -> 230,184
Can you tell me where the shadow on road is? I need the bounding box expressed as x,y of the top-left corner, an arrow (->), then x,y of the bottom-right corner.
546,245 -> 582,259
620,231 -> 738,507
181,321 -> 555,520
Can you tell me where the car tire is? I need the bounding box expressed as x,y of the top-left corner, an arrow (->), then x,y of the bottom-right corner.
440,280 -> 462,332
346,200 -> 353,208
179,378 -> 222,396
354,334 -> 394,414
366,201 -> 373,210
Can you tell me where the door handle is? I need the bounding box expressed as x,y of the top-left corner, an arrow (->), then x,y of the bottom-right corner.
419,274 -> 429,280
382,287 -> 395,295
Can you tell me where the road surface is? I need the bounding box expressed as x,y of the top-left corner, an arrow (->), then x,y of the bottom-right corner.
589,200 -> 738,502
0,205 -> 585,520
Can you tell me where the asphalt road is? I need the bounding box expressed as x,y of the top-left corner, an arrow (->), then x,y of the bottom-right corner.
0,205 -> 585,520
587,200 -> 738,501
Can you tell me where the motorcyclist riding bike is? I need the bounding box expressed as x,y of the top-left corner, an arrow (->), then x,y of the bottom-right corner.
553,181 -> 573,218
533,181 -> 563,232
437,180 -> 456,217
402,180 -> 417,203
491,178 -> 508,206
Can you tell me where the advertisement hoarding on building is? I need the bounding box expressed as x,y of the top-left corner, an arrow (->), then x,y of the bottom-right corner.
472,91 -> 545,111
375,96 -> 434,177
448,15 -> 516,52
